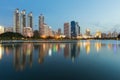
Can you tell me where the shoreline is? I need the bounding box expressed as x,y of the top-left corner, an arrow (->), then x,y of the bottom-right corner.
0,39 -> 120,43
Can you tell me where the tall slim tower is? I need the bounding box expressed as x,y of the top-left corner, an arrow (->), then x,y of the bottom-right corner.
28,12 -> 33,28
21,10 -> 26,34
39,14 -> 44,36
64,22 -> 71,38
14,8 -> 20,33
71,21 -> 77,38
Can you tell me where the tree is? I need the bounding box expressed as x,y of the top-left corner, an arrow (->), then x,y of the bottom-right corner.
118,34 -> 120,38
33,30 -> 40,39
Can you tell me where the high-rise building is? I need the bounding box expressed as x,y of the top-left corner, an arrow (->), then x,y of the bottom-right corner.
58,28 -> 62,35
0,26 -> 4,34
76,22 -> 80,36
39,14 -> 44,36
21,10 -> 26,34
64,23 -> 71,38
86,29 -> 90,36
71,21 -> 80,38
14,8 -> 20,33
28,12 -> 33,28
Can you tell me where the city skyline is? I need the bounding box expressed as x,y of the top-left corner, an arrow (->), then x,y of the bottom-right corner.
0,0 -> 120,34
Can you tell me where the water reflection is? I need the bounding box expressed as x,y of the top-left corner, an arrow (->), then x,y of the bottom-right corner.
0,40 -> 120,71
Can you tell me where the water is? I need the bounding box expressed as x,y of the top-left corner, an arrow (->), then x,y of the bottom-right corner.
0,40 -> 120,80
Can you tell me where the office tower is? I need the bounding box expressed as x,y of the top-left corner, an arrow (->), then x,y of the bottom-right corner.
86,29 -> 90,36
28,12 -> 33,28
71,21 -> 77,38
76,22 -> 80,36
21,10 -> 26,34
14,8 -> 20,33
0,26 -> 4,34
64,22 -> 71,38
39,14 -> 44,36
58,28 -> 61,35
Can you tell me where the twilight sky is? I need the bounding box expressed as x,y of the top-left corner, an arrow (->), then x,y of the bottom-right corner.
0,0 -> 120,34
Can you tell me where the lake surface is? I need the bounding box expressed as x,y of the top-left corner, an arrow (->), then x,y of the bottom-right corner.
0,40 -> 120,80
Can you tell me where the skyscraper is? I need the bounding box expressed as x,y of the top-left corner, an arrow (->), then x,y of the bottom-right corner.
71,21 -> 76,38
39,14 -> 44,36
21,10 -> 26,33
71,21 -> 80,38
76,22 -> 80,36
64,22 -> 71,38
28,12 -> 33,28
58,28 -> 61,35
14,8 -> 20,33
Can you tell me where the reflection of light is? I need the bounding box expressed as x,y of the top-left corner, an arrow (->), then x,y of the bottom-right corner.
72,57 -> 75,63
43,44 -> 46,51
95,42 -> 101,52
84,41 -> 91,54
108,44 -> 112,49
86,45 -> 90,54
26,49 -> 31,55
0,45 -> 3,60
60,44 -> 65,48
48,49 -> 52,56
114,44 -> 117,53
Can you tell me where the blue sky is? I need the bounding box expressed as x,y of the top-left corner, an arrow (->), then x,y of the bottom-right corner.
0,0 -> 120,34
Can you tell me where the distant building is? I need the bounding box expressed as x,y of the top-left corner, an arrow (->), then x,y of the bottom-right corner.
39,14 -> 44,36
101,33 -> 107,38
64,22 -> 71,38
0,26 -> 4,34
86,28 -> 90,36
112,31 -> 118,38
14,8 -> 20,33
23,27 -> 33,37
95,31 -> 101,38
58,28 -> 62,35
28,12 -> 33,29
76,22 -> 80,36
4,27 -> 13,32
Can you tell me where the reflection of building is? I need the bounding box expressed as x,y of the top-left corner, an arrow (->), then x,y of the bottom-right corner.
38,44 -> 49,64
14,43 -> 33,71
64,23 -> 71,38
0,26 -> 4,34
95,42 -> 101,52
23,27 -> 33,37
83,41 -> 91,54
70,43 -> 80,62
0,44 -> 4,60
64,43 -> 71,58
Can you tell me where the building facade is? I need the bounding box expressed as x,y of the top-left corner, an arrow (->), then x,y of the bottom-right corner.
64,23 -> 71,38
0,26 -> 4,34
39,14 -> 44,36
23,27 -> 33,37
71,21 -> 80,38
4,27 -> 13,32
28,12 -> 33,28
21,10 -> 26,34
14,8 -> 20,33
